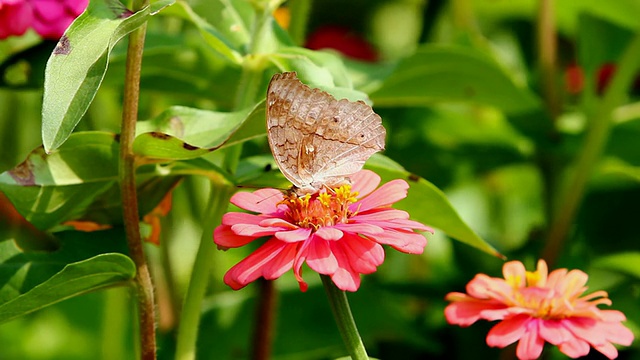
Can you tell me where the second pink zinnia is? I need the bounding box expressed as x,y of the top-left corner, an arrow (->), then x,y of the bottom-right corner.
214,170 -> 431,292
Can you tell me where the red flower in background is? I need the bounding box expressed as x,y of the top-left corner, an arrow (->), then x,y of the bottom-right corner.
0,0 -> 88,40
306,25 -> 378,62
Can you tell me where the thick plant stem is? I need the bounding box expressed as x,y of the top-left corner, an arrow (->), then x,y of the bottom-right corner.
252,279 -> 276,360
119,1 -> 154,358
321,275 -> 369,360
175,184 -> 234,360
541,32 -> 640,266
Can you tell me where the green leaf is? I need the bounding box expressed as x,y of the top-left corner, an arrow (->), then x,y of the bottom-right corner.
0,132 -> 119,229
133,101 -> 266,161
578,13 -> 635,76
592,252 -> 640,279
0,230 -> 134,324
370,45 -> 541,114
0,132 -> 181,230
42,0 -> 174,153
160,1 -> 243,64
366,154 -> 503,258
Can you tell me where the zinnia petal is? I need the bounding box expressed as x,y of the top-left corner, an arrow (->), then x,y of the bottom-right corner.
338,232 -> 384,274
445,259 -> 635,360
275,227 -> 312,242
349,169 -> 380,197
306,236 -> 338,275
367,228 -> 426,254
329,242 -> 361,291
353,179 -> 409,212
215,170 -> 429,292
444,298 -> 507,326
223,239 -> 295,290
214,225 -> 256,249
231,188 -> 284,214
515,319 -> 545,360
486,314 -> 531,348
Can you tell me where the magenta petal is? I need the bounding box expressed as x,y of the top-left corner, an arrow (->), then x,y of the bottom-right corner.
262,243 -> 297,280
339,233 -> 384,274
293,241 -> 310,291
223,239 -> 292,290
515,320 -> 545,360
352,209 -> 410,221
351,211 -> 432,232
538,320 -> 573,345
214,225 -> 257,248
315,226 -> 344,241
329,243 -> 361,291
592,341 -> 619,359
486,314 -> 530,348
67,0 -> 89,15
0,1 -> 32,39
231,188 -> 283,214
354,179 -> 408,212
231,223 -> 279,237
350,170 -> 380,198
368,228 -> 427,254
275,228 -> 312,242
306,236 -> 338,275
444,299 -> 507,326
260,217 -> 296,229
222,212 -> 263,226
557,338 -> 591,358
333,222 -> 384,236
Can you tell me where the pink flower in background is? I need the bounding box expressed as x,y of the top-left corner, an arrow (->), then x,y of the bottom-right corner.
214,170 -> 431,292
445,260 -> 634,359
0,0 -> 88,40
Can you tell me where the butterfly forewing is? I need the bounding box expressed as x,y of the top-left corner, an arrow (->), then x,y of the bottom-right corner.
266,72 -> 386,193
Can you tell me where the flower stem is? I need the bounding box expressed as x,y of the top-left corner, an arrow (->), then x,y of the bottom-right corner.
174,183 -> 234,360
252,279 -> 277,360
321,275 -> 369,360
541,31 -> 640,266
119,0 -> 154,358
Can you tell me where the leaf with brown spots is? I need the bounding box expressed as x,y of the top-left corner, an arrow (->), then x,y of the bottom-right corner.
42,0 -> 176,153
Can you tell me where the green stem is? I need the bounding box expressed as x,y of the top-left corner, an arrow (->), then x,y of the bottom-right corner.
174,183 -> 234,360
541,31 -> 640,266
120,1 -> 154,359
321,275 -> 368,360
287,0 -> 312,46
101,287 -> 129,360
175,5 -> 274,360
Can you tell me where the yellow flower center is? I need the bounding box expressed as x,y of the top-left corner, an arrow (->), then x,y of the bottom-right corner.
506,268 -> 611,320
282,185 -> 359,230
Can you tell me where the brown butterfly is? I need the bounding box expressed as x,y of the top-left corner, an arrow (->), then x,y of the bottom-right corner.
266,72 -> 386,194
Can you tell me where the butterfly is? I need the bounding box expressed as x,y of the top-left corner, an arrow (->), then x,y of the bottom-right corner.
266,72 -> 386,194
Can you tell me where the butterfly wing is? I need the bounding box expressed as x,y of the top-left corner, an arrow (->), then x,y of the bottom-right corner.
266,72 -> 386,193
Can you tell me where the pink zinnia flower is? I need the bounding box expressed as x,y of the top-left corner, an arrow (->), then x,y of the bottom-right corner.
445,259 -> 634,359
213,170 -> 431,292
0,0 -> 87,40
